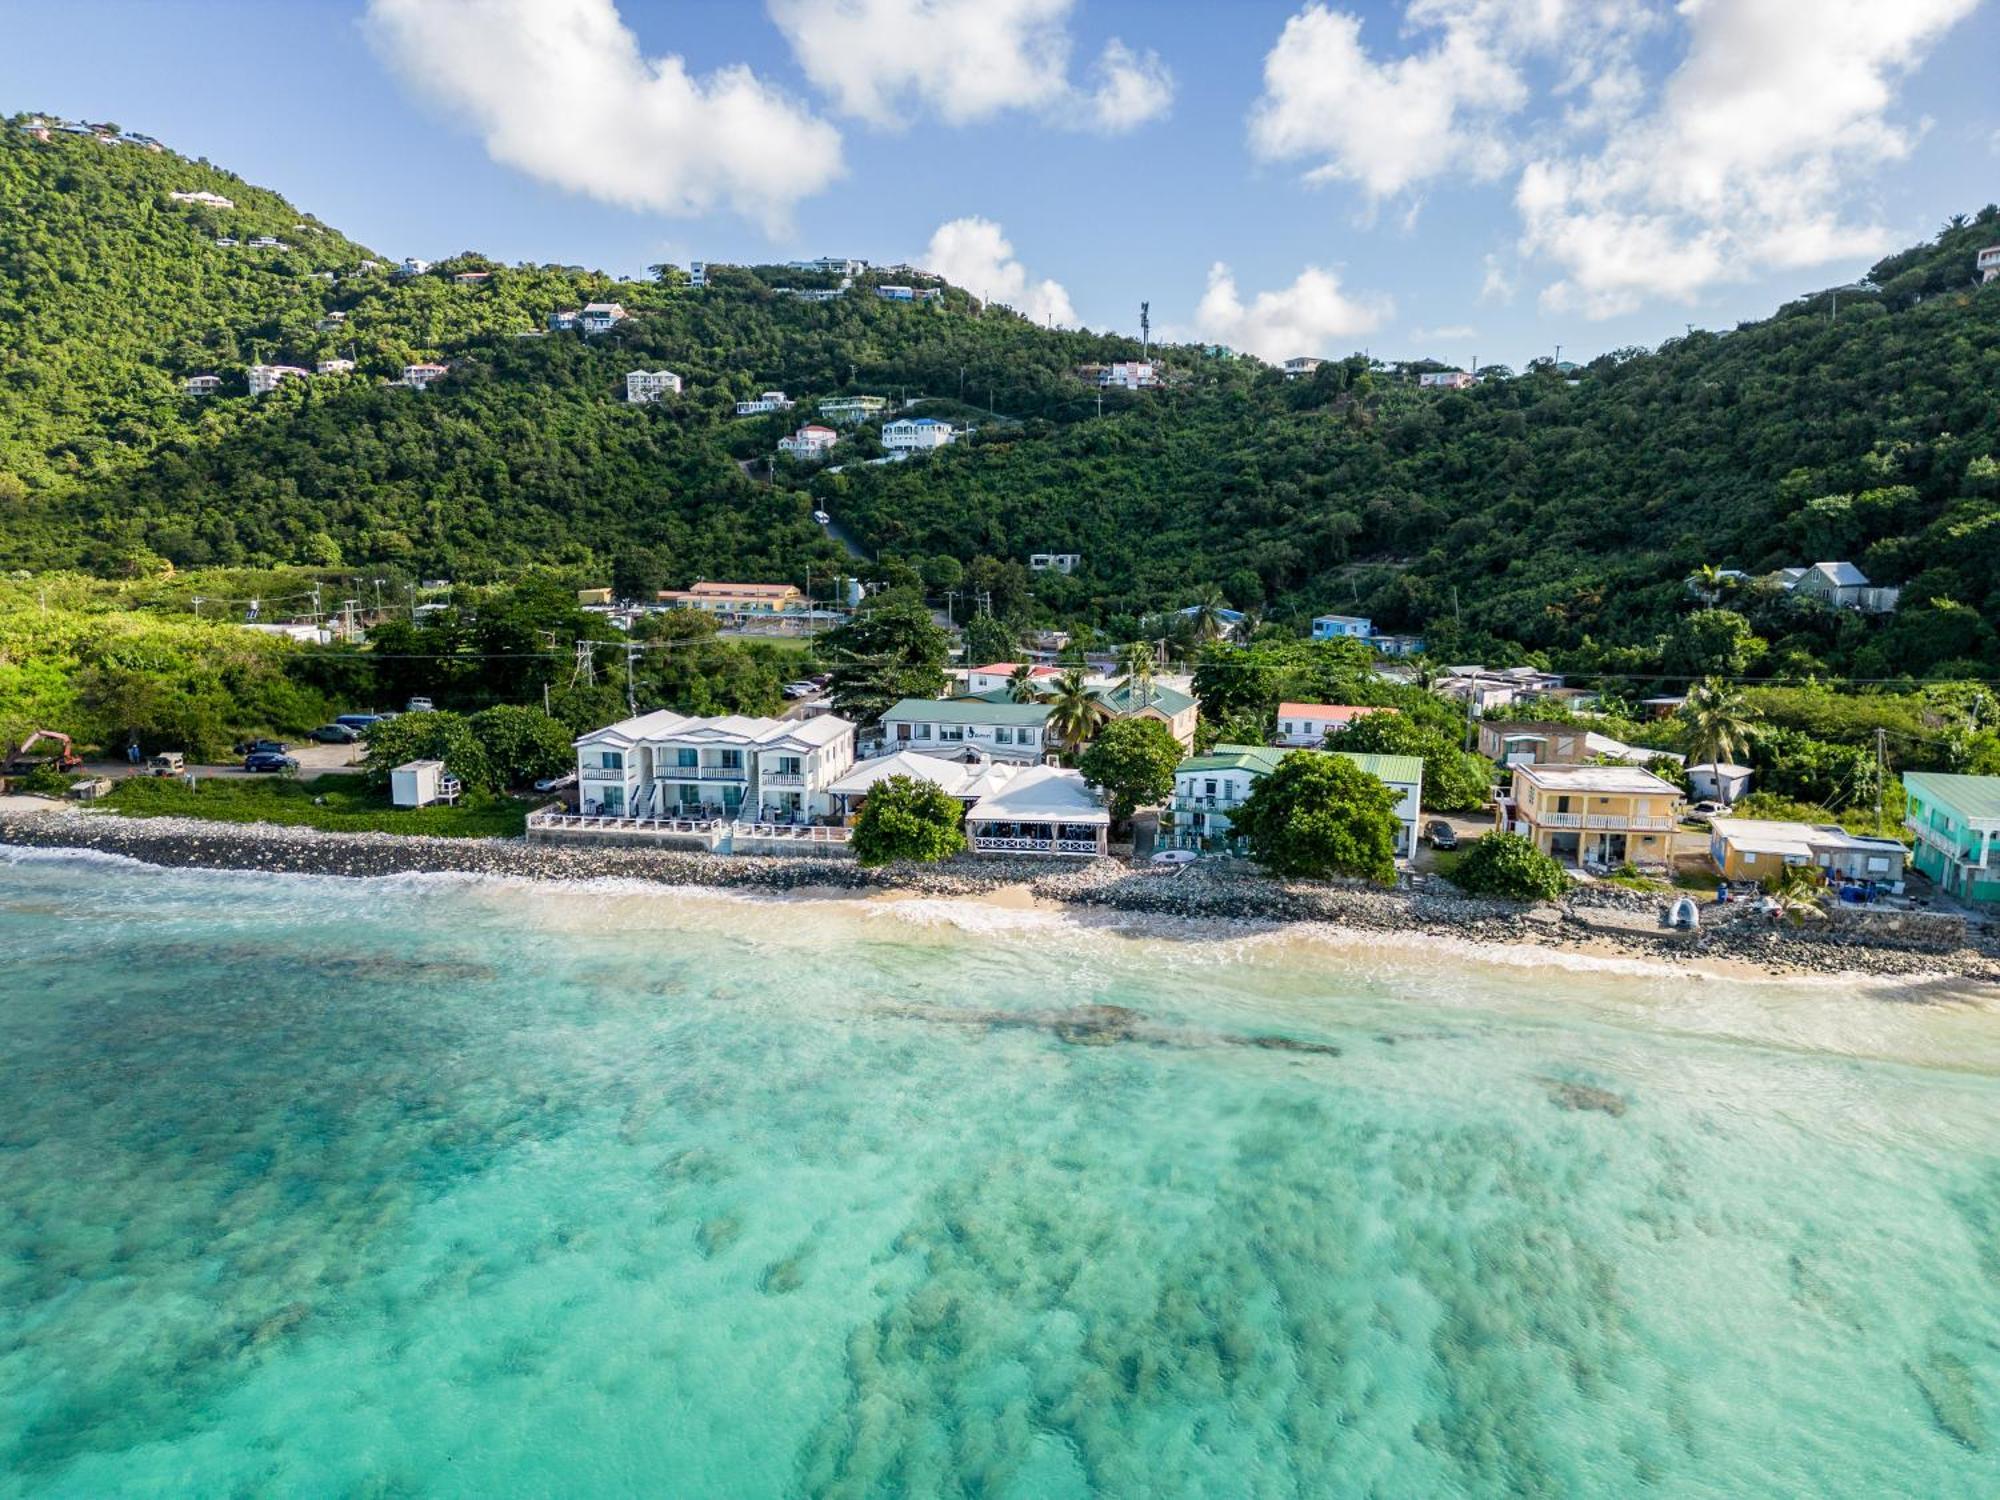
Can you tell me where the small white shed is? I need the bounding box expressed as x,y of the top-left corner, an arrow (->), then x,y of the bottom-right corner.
1687,763 -> 1754,805
391,759 -> 461,808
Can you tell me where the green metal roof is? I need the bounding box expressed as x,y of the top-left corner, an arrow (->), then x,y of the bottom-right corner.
882,697 -> 1052,726
1331,751 -> 1426,787
1904,771 -> 2000,823
1177,744 -> 1289,776
1093,681 -> 1196,717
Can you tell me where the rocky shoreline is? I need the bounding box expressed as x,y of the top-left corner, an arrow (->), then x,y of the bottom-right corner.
4,806 -> 1998,985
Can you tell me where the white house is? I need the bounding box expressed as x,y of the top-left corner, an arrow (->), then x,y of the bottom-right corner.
875,285 -> 915,301
245,363 -> 309,396
1312,614 -> 1373,641
1978,246 -> 2000,283
1282,357 -> 1322,378
819,395 -> 888,424
183,374 -> 222,397
315,357 -> 355,375
1274,704 -> 1392,747
168,189 -> 235,209
688,260 -> 708,288
1436,665 -> 1566,712
573,709 -> 857,822
788,257 -> 868,276
1099,361 -> 1159,389
778,424 -> 838,460
824,752 -> 1108,857
246,235 -> 289,250
1166,745 -> 1424,861
1029,553 -> 1080,574
1687,763 -> 1755,805
734,391 -> 793,415
400,363 -> 450,390
626,369 -> 682,403
882,417 -> 956,454
1419,370 -> 1475,389
451,270 -> 490,286
580,302 -> 628,334
1776,561 -> 1900,613
393,257 -> 431,278
213,237 -> 238,247
878,698 -> 1053,763
964,662 -> 1065,696
548,308 -> 580,331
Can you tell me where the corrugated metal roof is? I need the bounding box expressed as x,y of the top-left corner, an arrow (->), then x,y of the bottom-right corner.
1905,771 -> 2000,823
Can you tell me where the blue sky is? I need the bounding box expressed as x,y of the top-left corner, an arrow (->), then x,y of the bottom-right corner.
4,0 -> 1996,369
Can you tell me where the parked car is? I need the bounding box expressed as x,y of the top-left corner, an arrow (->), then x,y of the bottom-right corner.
234,738 -> 288,756
406,697 -> 435,713
533,771 -> 578,793
782,681 -> 818,699
309,723 -> 361,743
148,752 -> 186,776
812,509 -> 831,525
242,752 -> 299,774
334,714 -> 383,733
1150,848 -> 1198,865
1424,820 -> 1459,850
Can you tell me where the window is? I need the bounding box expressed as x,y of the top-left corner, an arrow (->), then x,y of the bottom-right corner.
601,786 -> 625,813
940,725 -> 964,742
914,724 -> 932,741
600,750 -> 624,771
1021,728 -> 1038,745
1205,779 -> 1218,797
1866,856 -> 1891,874
775,756 -> 802,777
676,748 -> 698,768
719,750 -> 742,770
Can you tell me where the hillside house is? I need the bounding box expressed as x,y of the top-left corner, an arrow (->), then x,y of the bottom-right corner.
452,271 -> 491,286
819,395 -> 888,424
547,308 -> 580,331
574,710 -> 856,822
1476,721 -> 1683,771
580,302 -> 628,334
245,363 -> 309,396
875,285 -> 914,301
734,391 -> 793,415
1979,246 -> 2000,283
168,189 -> 234,209
774,287 -> 845,302
1904,772 -> 2000,906
789,257 -> 868,276
688,261 -> 707,287
183,374 -> 222,397
1282,357 -> 1322,378
1077,360 -> 1158,389
315,358 -> 356,375
626,369 -> 682,403
393,258 -> 430,278
1419,370 -> 1474,389
246,236 -> 289,250
964,663 -> 1063,696
655,581 -> 806,619
1096,680 -> 1200,750
1708,817 -> 1905,886
882,417 -> 956,453
778,424 -> 838,460
1370,634 -> 1426,657
1777,562 -> 1900,613
213,236 -> 239,247
315,312 -> 348,332
400,363 -> 450,390
1312,614 -> 1373,641
1030,553 -> 1080,573
880,699 -> 1053,763
1437,666 -> 1566,713
1276,704 -> 1391,747
1496,763 -> 1683,870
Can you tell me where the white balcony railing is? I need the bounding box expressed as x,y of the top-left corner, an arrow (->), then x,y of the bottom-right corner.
732,822 -> 850,843
1533,812 -> 1677,831
759,771 -> 807,788
969,835 -> 1102,857
657,765 -> 748,782
1908,819 -> 1990,866
528,809 -> 726,839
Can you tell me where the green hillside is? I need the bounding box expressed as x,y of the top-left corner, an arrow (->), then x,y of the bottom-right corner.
4,115 -> 1999,679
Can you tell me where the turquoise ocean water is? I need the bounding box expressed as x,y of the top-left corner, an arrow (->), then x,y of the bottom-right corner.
1,848 -> 1997,1497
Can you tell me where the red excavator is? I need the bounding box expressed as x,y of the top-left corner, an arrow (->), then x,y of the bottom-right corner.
3,730 -> 83,778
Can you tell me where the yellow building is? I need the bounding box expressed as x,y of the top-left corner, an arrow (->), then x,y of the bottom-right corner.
655,581 -> 806,616
1496,763 -> 1684,869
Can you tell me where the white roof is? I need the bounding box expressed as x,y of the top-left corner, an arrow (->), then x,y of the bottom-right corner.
1709,816 -> 1903,856
1584,732 -> 1682,766
965,764 -> 1108,825
393,759 -> 444,773
574,709 -> 690,747
1515,763 -> 1682,795
1687,762 -> 1754,776
827,749 -> 999,800
577,709 -> 853,752
1809,561 -> 1869,587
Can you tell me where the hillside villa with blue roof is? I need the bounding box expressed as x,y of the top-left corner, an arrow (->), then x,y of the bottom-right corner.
1904,771 -> 2000,906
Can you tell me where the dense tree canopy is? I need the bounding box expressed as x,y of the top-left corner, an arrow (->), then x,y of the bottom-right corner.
1230,751 -> 1401,885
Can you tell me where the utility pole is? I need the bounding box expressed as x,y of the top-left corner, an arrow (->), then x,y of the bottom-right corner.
1140,300 -> 1150,359
943,589 -> 959,626
625,641 -> 639,714
1874,727 -> 1886,834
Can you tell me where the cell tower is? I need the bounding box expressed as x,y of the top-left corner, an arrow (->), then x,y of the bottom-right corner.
1140,301 -> 1151,359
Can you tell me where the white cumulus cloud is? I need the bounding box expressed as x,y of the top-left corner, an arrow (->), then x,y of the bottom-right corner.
1520,0 -> 1980,316
768,0 -> 1172,132
923,217 -> 1076,325
363,0 -> 843,227
1192,262 -> 1389,364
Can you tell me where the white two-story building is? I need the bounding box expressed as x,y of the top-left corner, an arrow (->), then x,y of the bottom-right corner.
573,710 -> 857,822
881,417 -> 956,454
878,698 -> 1053,763
626,369 -> 682,403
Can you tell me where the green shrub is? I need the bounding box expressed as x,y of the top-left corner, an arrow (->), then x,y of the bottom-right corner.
1230,750 -> 1400,884
850,774 -> 967,867
1447,832 -> 1570,902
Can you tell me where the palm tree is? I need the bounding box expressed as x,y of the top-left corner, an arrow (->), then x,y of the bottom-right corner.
1762,864 -> 1828,927
1186,586 -> 1230,642
1686,563 -> 1729,608
1006,662 -> 1040,703
1680,676 -> 1756,766
1116,640 -> 1156,708
1042,666 -> 1110,753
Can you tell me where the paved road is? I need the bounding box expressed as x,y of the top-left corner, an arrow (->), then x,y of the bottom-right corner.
81,741 -> 365,782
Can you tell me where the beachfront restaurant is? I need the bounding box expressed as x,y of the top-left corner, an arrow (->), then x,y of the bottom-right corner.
962,764 -> 1109,857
